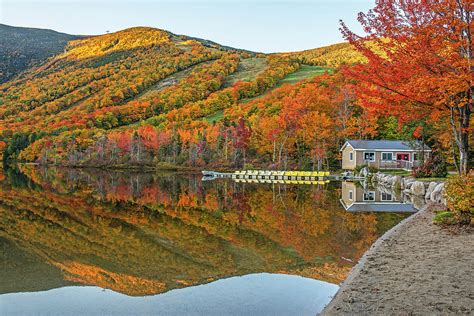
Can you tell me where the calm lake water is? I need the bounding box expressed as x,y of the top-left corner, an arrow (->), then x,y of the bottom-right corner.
0,166 -> 413,315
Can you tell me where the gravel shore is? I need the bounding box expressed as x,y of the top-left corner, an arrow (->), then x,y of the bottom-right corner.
322,204 -> 474,315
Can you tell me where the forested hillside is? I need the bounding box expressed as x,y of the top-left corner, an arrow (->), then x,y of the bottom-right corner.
0,25 -> 448,170
293,42 -> 366,67
0,24 -> 80,83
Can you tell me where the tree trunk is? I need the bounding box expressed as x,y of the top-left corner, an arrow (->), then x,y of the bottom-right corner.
450,104 -> 470,174
277,136 -> 288,168
455,0 -> 472,174
451,136 -> 460,174
272,140 -> 276,163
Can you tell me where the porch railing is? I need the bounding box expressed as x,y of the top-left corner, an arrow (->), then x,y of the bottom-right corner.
378,160 -> 421,170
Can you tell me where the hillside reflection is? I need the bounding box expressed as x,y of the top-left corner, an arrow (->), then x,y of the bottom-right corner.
0,166 -> 409,296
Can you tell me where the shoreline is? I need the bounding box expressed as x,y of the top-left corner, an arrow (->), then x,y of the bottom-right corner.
321,203 -> 474,315
9,162 -> 247,174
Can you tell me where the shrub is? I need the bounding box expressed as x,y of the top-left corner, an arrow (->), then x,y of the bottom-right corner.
442,174 -> 474,225
368,165 -> 379,174
412,156 -> 447,178
433,211 -> 457,225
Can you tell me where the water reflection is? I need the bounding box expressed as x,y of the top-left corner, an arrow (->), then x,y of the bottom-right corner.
1,274 -> 338,316
0,166 -> 411,314
340,181 -> 417,213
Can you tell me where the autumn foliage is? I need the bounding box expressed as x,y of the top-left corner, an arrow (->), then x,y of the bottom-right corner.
1,19 -> 466,171
340,0 -> 473,173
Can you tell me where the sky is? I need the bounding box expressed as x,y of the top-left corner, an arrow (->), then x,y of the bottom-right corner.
0,0 -> 374,53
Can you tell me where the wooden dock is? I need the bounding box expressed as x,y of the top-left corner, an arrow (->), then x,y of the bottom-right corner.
202,170 -> 360,184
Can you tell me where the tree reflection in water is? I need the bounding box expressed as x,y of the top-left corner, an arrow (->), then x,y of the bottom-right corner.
0,166 -> 409,296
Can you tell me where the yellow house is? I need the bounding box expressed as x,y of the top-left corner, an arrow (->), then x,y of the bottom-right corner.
340,140 -> 431,171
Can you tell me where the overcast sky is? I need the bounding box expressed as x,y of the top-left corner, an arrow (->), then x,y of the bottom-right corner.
1,0 -> 374,53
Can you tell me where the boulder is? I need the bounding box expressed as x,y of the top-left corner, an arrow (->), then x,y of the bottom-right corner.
371,172 -> 381,184
411,181 -> 425,196
388,176 -> 395,185
411,195 -> 426,211
403,177 -> 415,190
359,167 -> 369,178
430,183 -> 445,203
425,182 -> 439,200
391,176 -> 402,190
441,187 -> 447,205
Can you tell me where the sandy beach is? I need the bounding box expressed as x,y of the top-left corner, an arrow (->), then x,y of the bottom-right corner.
322,204 -> 474,315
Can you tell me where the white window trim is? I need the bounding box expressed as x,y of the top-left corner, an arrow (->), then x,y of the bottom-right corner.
363,191 -> 375,201
380,192 -> 393,201
381,152 -> 394,161
349,152 -> 354,161
349,190 -> 353,200
364,151 -> 376,162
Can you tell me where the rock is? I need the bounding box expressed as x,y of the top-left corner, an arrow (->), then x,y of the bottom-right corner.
391,176 -> 402,190
411,181 -> 425,196
402,192 -> 412,204
440,187 -> 447,205
411,195 -> 426,210
359,167 -> 369,178
425,182 -> 438,200
403,178 -> 415,190
430,183 -> 445,203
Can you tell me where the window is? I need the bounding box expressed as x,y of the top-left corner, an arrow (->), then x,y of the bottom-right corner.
363,191 -> 375,201
382,152 -> 393,161
364,152 -> 375,162
349,190 -> 353,200
349,152 -> 354,161
381,192 -> 393,201
414,153 -> 424,161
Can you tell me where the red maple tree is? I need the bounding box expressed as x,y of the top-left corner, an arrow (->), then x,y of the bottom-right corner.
341,0 -> 472,173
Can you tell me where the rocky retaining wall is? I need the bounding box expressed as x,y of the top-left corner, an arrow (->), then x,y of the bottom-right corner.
371,172 -> 446,206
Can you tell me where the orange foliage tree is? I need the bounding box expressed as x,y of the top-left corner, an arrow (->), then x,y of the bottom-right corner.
341,0 -> 473,173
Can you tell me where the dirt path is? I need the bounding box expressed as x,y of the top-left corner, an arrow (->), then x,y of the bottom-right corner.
322,204 -> 474,315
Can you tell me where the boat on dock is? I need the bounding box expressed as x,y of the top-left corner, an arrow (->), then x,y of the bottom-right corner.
203,169 -> 329,183
202,170 -> 365,183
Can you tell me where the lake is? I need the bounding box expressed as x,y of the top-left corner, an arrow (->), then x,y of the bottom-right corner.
0,166 -> 413,315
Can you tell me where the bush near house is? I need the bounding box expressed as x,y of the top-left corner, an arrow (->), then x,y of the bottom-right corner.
436,174 -> 474,225
412,156 -> 447,178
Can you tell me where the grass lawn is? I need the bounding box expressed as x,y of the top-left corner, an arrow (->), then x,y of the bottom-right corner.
382,169 -> 412,176
381,169 -> 450,182
414,175 -> 451,182
223,57 -> 267,87
240,65 -> 333,104
203,109 -> 224,124
276,65 -> 333,86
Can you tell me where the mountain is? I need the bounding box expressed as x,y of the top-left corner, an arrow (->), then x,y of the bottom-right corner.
0,25 -> 370,170
0,24 -> 80,83
292,42 -> 366,67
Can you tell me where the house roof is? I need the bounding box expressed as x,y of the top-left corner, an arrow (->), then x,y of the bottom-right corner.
342,140 -> 431,151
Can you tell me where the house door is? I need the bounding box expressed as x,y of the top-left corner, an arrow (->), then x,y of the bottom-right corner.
397,153 -> 409,161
